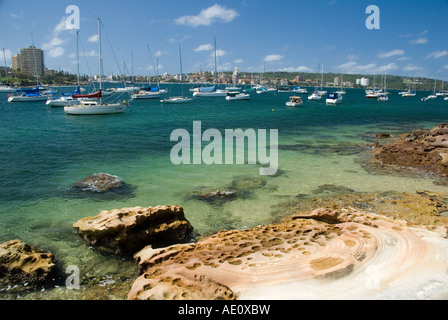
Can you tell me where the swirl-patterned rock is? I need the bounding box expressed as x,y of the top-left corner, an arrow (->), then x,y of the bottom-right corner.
128,207 -> 448,300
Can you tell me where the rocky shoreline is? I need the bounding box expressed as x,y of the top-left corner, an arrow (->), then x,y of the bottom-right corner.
2,125 -> 448,299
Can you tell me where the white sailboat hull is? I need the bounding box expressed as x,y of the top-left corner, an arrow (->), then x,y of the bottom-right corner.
161,97 -> 193,104
226,94 -> 250,101
131,92 -> 160,99
8,95 -> 48,102
46,97 -> 80,107
193,90 -> 228,97
64,103 -> 127,115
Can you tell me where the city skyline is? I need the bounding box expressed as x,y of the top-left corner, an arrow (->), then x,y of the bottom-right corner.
1,1 -> 447,81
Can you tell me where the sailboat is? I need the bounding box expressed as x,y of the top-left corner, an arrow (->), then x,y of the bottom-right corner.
193,38 -> 227,97
64,18 -> 129,115
8,35 -> 52,102
0,48 -> 17,93
47,31 -> 82,107
132,45 -> 160,100
161,45 -> 192,104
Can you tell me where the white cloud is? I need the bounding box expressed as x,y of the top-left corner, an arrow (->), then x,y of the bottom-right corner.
47,47 -> 66,58
194,44 -> 213,52
211,49 -> 226,57
335,61 -> 398,74
279,66 -> 313,72
377,49 -> 404,58
88,34 -> 99,43
443,65 -> 448,70
42,37 -> 66,50
264,54 -> 283,62
234,59 -> 244,64
10,12 -> 24,19
426,50 -> 448,59
410,37 -> 428,44
402,64 -> 423,72
53,17 -> 67,35
175,4 -> 239,27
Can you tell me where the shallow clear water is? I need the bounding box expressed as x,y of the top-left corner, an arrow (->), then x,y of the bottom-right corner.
0,84 -> 447,299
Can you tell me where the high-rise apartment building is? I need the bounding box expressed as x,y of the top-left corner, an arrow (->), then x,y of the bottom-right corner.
12,46 -> 45,77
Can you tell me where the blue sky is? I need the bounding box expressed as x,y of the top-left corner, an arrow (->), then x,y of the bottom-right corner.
1,0 -> 448,80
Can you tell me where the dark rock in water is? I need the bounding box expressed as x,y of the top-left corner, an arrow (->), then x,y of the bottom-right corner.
191,188 -> 239,206
230,177 -> 267,191
312,184 -> 355,195
67,173 -> 135,201
74,173 -> 123,192
374,133 -> 391,138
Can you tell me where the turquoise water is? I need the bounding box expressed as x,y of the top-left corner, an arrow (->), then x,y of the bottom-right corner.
0,84 -> 447,299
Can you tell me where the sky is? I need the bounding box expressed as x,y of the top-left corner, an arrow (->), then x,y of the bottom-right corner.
1,0 -> 448,81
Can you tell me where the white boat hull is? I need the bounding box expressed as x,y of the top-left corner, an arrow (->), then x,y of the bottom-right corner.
286,102 -> 302,107
193,90 -> 228,97
226,94 -> 250,101
64,103 -> 127,115
161,97 -> 193,104
46,97 -> 80,107
131,92 -> 160,99
308,94 -> 322,101
8,95 -> 48,102
326,99 -> 342,104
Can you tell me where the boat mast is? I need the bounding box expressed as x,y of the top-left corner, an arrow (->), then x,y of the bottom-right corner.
179,44 -> 184,97
98,17 -> 102,104
214,37 -> 217,85
30,33 -> 39,86
2,48 -> 8,85
76,31 -> 80,88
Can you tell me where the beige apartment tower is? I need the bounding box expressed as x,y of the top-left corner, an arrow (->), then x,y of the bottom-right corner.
12,46 -> 45,77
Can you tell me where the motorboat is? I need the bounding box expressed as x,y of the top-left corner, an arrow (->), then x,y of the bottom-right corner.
308,91 -> 322,101
46,95 -> 80,107
46,86 -> 82,107
326,92 -> 343,104
286,96 -> 303,107
378,95 -> 389,102
193,85 -> 228,97
401,90 -> 416,97
226,92 -> 250,101
293,86 -> 308,94
0,85 -> 17,93
277,86 -> 292,92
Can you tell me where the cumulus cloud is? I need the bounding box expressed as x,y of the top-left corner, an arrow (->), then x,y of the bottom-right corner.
335,61 -> 398,74
175,4 -> 239,27
42,17 -> 70,59
426,51 -> 448,59
410,37 -> 428,44
377,49 -> 404,59
402,64 -> 424,72
279,66 -> 313,72
194,44 -> 213,52
88,34 -> 99,43
264,54 -> 284,62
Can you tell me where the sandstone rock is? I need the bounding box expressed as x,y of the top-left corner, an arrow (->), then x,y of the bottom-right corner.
0,240 -> 56,285
73,206 -> 193,256
374,124 -> 448,176
128,207 -> 448,300
74,173 -> 123,193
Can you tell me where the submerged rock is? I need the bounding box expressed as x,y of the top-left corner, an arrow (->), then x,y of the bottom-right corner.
74,173 -> 123,193
68,173 -> 135,201
0,239 -> 56,285
73,205 -> 194,256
